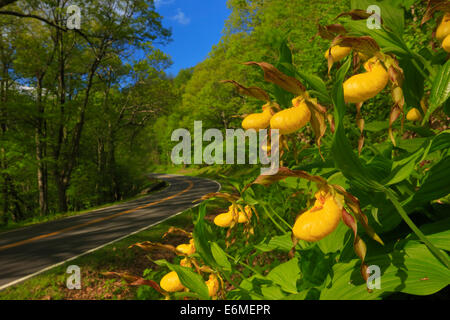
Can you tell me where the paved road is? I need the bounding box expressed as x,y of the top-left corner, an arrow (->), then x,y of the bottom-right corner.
0,174 -> 220,290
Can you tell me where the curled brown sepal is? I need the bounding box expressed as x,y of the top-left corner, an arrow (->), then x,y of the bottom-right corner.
385,56 -> 404,87
341,209 -> 371,291
128,241 -> 178,254
243,62 -> 306,95
162,227 -> 192,239
421,0 -> 450,25
333,185 -> 384,246
129,278 -> 165,294
336,9 -> 373,21
331,35 -> 380,58
289,235 -> 299,259
249,167 -> 328,188
313,23 -> 347,40
220,80 -> 271,102
304,99 -> 327,158
327,114 -> 336,133
195,192 -> 241,203
389,86 -> 405,146
101,271 -> 141,283
101,272 -> 166,295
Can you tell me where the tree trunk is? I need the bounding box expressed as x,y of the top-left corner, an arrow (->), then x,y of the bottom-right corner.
35,75 -> 48,216
56,176 -> 68,213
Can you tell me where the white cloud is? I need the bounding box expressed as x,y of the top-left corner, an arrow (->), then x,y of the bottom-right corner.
171,8 -> 190,25
154,0 -> 175,8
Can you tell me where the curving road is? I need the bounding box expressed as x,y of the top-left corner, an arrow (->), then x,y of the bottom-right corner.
0,174 -> 220,290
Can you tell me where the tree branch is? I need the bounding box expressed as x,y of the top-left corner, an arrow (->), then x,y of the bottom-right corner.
0,10 -> 64,30
0,10 -> 94,46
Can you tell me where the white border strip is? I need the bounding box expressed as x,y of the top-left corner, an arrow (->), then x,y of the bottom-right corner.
0,176 -> 221,292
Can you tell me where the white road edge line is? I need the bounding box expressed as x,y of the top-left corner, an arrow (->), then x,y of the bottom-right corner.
0,176 -> 221,292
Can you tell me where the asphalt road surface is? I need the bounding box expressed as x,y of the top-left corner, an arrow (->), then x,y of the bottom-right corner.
0,174 -> 220,290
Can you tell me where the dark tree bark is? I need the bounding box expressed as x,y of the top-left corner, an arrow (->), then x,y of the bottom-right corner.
35,75 -> 48,216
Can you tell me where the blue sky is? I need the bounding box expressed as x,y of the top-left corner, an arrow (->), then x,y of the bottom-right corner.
153,0 -> 231,76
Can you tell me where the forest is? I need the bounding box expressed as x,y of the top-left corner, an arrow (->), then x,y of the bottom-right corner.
0,0 -> 449,301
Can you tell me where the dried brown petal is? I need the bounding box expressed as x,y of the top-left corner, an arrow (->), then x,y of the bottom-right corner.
249,167 -> 327,189
336,9 -> 373,21
220,80 -> 271,102
421,0 -> 450,25
244,61 -> 306,95
331,35 -> 380,58
314,23 -> 347,40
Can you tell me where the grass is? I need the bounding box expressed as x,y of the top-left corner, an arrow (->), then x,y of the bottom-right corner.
0,165 -> 245,300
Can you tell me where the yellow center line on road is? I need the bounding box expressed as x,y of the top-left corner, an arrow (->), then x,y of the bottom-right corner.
0,180 -> 194,252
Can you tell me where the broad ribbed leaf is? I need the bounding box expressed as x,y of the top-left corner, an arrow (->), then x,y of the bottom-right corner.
154,260 -> 210,300
406,218 -> 450,251
350,0 -> 405,35
343,20 -> 409,57
210,242 -> 231,271
266,258 -> 300,294
331,58 -> 385,192
320,241 -> 450,300
193,203 -> 216,267
295,68 -> 331,104
404,155 -> 450,212
317,221 -> 350,254
423,60 -> 450,124
254,234 -> 294,252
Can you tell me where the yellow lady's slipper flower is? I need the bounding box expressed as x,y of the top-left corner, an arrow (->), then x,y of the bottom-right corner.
436,12 -> 450,42
242,103 -> 275,131
270,97 -> 311,135
344,59 -> 389,104
406,108 -> 423,122
176,239 -> 196,255
293,190 -> 342,242
237,205 -> 253,223
205,274 -> 220,297
324,45 -> 352,62
160,271 -> 185,292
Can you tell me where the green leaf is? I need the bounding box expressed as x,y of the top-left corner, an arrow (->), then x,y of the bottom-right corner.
154,260 -> 210,300
321,241 -> 450,300
384,137 -> 433,186
275,38 -> 296,108
404,155 -> 450,212
239,275 -> 279,300
261,286 -> 287,300
254,233 -> 293,252
298,246 -> 334,290
282,291 -> 309,300
210,242 -> 232,271
364,121 -> 389,132
385,153 -> 420,185
343,20 -> 409,57
295,68 -> 331,104
317,221 -> 351,254
193,203 -> 216,267
331,58 -> 385,192
400,59 -> 424,109
396,137 -> 428,153
386,191 -> 450,269
423,60 -> 450,124
405,218 -> 450,251
266,258 -> 301,294
351,0 -> 405,34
